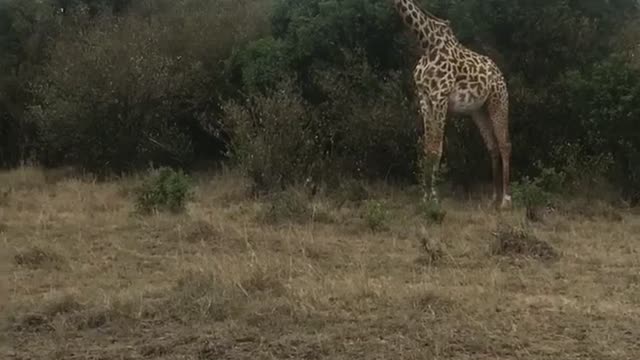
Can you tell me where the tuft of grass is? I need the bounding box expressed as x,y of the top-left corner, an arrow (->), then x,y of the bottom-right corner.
43,166 -> 79,185
167,271 -> 244,322
14,292 -> 82,333
260,190 -> 312,224
13,246 -> 66,270
560,198 -> 624,222
417,200 -> 446,224
240,264 -> 287,297
135,167 -> 194,214
0,189 -> 10,206
336,179 -> 370,205
0,166 -> 47,191
179,219 -> 220,244
416,226 -> 445,266
491,222 -> 558,260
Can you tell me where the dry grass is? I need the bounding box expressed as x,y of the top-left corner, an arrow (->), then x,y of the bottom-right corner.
1,166 -> 639,359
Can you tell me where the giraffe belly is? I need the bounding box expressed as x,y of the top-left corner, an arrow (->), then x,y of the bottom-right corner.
448,88 -> 488,115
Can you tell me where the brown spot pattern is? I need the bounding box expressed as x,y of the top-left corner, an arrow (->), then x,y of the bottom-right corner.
391,0 -> 512,206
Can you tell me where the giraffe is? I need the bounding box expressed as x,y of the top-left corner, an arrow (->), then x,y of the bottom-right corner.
391,0 -> 512,209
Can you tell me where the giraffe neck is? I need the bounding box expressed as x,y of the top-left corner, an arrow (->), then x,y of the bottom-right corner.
391,0 -> 457,50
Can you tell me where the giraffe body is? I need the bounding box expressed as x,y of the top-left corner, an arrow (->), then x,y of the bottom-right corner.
392,0 -> 512,208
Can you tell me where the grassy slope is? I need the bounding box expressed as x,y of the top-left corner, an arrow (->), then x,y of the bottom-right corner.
1,167 -> 639,359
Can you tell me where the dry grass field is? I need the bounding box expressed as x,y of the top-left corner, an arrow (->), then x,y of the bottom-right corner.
1,167 -> 639,359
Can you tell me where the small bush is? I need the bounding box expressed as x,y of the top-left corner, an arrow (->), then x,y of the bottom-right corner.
362,200 -> 389,231
512,176 -> 551,222
135,167 -> 194,214
221,80 -> 321,193
535,163 -> 567,194
417,199 -> 446,224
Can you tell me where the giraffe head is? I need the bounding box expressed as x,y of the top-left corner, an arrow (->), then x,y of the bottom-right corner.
392,0 -> 458,49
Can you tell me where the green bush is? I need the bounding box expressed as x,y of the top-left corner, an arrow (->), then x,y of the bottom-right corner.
312,53 -> 418,180
28,14 -> 198,174
135,167 -> 194,214
512,176 -> 551,221
221,80 -> 321,193
417,200 -> 447,225
336,178 -> 370,205
363,200 -> 389,231
2,0 -> 640,203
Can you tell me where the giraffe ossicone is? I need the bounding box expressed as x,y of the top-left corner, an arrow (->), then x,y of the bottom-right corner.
391,0 -> 512,209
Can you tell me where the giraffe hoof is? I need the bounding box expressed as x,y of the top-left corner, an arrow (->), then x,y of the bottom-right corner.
499,195 -> 513,210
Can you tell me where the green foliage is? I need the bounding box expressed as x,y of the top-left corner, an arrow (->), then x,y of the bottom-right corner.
270,0 -> 406,70
135,167 -> 194,214
336,179 -> 370,205
534,164 -> 567,194
512,176 -> 551,221
221,80 -> 321,193
0,0 -> 639,205
362,200 -> 388,231
28,14 -> 202,173
223,50 -> 419,194
417,200 -> 446,225
313,52 -> 418,180
232,37 -> 291,92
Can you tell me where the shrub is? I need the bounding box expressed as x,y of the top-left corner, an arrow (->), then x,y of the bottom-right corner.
417,200 -> 446,225
362,200 -> 389,231
512,176 -> 550,221
334,178 -> 370,206
312,53 -> 418,181
28,14 -> 201,174
535,163 -> 567,194
135,167 -> 194,214
221,80 -> 322,193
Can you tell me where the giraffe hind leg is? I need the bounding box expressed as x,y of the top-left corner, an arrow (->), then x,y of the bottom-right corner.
471,109 -> 503,207
487,91 -> 512,209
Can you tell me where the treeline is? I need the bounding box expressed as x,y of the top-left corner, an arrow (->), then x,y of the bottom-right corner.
1,0 -> 639,202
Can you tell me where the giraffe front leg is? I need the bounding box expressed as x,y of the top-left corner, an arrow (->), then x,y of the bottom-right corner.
419,96 -> 447,204
419,154 -> 440,203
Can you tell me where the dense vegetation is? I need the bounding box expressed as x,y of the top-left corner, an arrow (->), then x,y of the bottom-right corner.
1,0 -> 639,203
